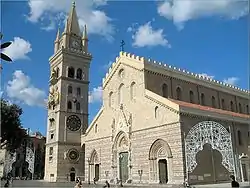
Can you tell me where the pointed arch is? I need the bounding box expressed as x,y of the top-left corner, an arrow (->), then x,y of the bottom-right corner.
221,98 -> 225,110
118,83 -> 124,105
113,131 -> 129,150
90,149 -> 99,164
76,68 -> 82,80
176,87 -> 182,100
162,83 -> 168,98
109,91 -> 113,107
149,139 -> 172,159
68,67 -> 75,78
201,93 -> 205,105
189,90 -> 194,103
154,106 -> 159,119
130,82 -> 136,100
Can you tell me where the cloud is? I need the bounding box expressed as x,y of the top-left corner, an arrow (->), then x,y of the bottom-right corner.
223,77 -> 239,85
2,37 -> 32,61
198,73 -> 215,79
6,70 -> 46,107
89,86 -> 103,103
27,0 -> 114,40
157,0 -> 249,29
131,22 -> 171,48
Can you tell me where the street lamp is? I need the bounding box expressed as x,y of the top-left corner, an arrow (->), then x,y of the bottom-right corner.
87,157 -> 91,184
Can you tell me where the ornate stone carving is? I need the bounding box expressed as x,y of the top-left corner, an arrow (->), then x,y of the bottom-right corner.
49,68 -> 58,85
48,86 -> 60,109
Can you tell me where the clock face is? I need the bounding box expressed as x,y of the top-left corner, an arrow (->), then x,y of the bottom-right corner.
66,115 -> 81,131
72,39 -> 80,48
68,149 -> 80,161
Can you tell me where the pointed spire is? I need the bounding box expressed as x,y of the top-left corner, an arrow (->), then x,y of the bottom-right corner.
64,1 -> 80,36
83,24 -> 88,40
55,28 -> 60,41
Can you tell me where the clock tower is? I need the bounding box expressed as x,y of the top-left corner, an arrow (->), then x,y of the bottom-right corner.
44,2 -> 91,182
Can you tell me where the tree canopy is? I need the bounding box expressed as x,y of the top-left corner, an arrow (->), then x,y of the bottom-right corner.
1,99 -> 27,151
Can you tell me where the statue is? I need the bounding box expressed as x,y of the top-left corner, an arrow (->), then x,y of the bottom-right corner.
49,68 -> 58,85
48,86 -> 60,109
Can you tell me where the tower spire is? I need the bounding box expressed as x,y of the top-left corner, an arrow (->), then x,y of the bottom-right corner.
55,28 -> 60,41
82,24 -> 88,52
83,24 -> 88,40
64,1 -> 80,36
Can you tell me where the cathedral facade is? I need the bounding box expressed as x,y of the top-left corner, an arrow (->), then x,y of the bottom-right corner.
44,2 -> 250,185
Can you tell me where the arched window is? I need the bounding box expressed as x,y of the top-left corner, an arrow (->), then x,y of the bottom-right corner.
238,103 -> 242,113
76,102 -> 80,111
211,96 -> 216,108
201,93 -> 205,105
77,87 -> 81,96
176,87 -> 182,100
246,105 -> 249,114
237,130 -> 242,145
76,68 -> 82,80
130,82 -> 136,100
109,92 -> 113,107
68,67 -> 75,78
189,90 -> 194,103
67,101 -> 72,110
230,101 -> 234,112
95,124 -> 98,133
154,106 -> 159,119
162,84 -> 168,98
56,67 -> 59,78
68,85 -> 72,94
118,83 -> 124,105
221,99 -> 225,110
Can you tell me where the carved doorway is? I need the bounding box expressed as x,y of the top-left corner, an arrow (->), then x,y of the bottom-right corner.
119,152 -> 129,183
70,167 -> 76,182
158,159 -> 168,183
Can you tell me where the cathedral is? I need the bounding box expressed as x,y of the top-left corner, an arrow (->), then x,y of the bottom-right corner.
44,2 -> 250,185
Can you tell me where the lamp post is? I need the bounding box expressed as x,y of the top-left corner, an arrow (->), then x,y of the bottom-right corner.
138,169 -> 143,183
87,157 -> 90,184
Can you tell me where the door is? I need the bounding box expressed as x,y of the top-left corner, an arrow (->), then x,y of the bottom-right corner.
70,172 -> 75,181
158,159 -> 168,184
119,152 -> 128,182
95,164 -> 99,181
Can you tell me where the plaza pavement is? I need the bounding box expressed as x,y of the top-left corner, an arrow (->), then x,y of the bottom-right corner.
0,180 -> 249,188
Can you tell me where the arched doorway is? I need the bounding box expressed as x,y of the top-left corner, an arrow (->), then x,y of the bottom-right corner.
185,121 -> 235,183
90,150 -> 100,181
149,139 -> 173,184
69,167 -> 76,182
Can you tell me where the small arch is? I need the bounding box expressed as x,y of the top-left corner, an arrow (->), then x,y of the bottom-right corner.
90,149 -> 99,164
221,99 -> 225,110
68,67 -> 75,78
95,124 -> 98,133
201,93 -> 205,105
189,90 -> 194,103
155,106 -> 159,119
68,85 -> 73,94
76,68 -> 82,80
230,101 -> 234,112
67,101 -> 72,110
238,103 -> 242,113
109,91 -> 113,107
130,82 -> 136,100
118,83 -> 124,105
77,87 -> 81,96
211,96 -> 216,108
176,87 -> 182,100
76,102 -> 80,111
149,139 -> 172,159
162,83 -> 168,98
70,167 -> 75,172
118,69 -> 124,78
237,130 -> 242,145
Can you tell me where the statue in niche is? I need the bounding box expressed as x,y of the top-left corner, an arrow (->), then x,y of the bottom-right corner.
49,68 -> 58,85
48,86 -> 60,109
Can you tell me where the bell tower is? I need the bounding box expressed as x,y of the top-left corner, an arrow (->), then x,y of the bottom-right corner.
44,1 -> 91,182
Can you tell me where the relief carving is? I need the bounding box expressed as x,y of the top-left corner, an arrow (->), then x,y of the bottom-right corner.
47,86 -> 60,109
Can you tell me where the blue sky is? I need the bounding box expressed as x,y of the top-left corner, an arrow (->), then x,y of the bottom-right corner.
1,0 -> 249,136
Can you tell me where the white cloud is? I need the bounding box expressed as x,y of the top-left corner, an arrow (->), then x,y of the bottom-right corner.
27,0 -> 114,40
223,77 -> 239,85
2,37 -> 32,61
6,70 -> 46,107
158,0 -> 248,29
131,22 -> 171,48
89,86 -> 103,103
198,73 -> 214,79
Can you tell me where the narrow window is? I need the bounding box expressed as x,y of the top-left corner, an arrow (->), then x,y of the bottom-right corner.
76,102 -> 80,111
49,147 -> 53,155
176,87 -> 182,100
68,67 -> 75,78
56,67 -> 59,78
109,92 -> 113,107
95,124 -> 98,133
212,96 -> 216,108
76,68 -> 82,80
130,82 -> 136,100
162,84 -> 168,98
238,103 -> 242,113
77,87 -> 81,96
189,90 -> 194,103
201,93 -> 205,105
230,101 -> 234,112
68,85 -> 72,94
221,99 -> 225,110
118,84 -> 124,105
67,101 -> 72,110
155,106 -> 158,119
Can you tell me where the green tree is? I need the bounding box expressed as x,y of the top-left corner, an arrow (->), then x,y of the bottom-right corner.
1,99 -> 27,151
